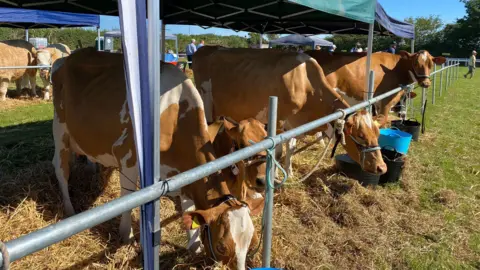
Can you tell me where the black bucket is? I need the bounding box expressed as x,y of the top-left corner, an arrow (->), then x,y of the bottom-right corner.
335,154 -> 380,186
391,118 -> 421,141
379,146 -> 406,184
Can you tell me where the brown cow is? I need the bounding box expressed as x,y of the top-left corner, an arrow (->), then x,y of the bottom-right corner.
0,40 -> 37,101
37,46 -> 71,100
51,48 -> 264,269
305,50 -> 447,121
193,46 -> 387,176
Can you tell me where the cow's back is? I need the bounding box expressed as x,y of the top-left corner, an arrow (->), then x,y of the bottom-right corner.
0,40 -> 37,80
48,43 -> 71,55
193,47 -> 322,124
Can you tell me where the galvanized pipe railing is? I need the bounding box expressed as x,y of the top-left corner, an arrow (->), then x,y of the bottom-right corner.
0,63 -> 461,269
0,65 -> 51,69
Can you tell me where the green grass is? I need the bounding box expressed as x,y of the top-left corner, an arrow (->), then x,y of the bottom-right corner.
0,103 -> 54,175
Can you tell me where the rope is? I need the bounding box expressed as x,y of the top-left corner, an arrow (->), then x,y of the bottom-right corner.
0,241 -> 10,270
265,137 -> 287,189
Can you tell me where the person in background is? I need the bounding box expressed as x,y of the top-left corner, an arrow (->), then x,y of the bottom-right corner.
186,39 -> 196,68
386,41 -> 397,54
197,40 -> 205,50
298,46 -> 304,53
315,45 -> 321,50
464,50 -> 477,79
350,42 -> 363,52
329,44 -> 336,53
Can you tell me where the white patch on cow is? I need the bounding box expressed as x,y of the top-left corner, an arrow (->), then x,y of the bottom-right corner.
44,91 -> 50,100
200,79 -> 213,123
296,53 -> 311,63
254,107 -> 268,123
52,111 -> 74,216
420,51 -> 427,62
250,192 -> 263,199
356,112 -> 373,129
92,153 -> 118,167
160,73 -> 204,120
334,88 -> 362,106
118,159 -> 138,242
285,138 -> 297,177
324,123 -> 334,138
228,207 -> 254,270
119,100 -> 130,124
113,128 -> 128,148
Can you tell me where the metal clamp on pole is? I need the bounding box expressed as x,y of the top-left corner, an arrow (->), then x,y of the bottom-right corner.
262,96 -> 278,267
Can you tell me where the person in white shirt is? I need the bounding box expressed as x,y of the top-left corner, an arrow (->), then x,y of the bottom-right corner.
350,42 -> 363,53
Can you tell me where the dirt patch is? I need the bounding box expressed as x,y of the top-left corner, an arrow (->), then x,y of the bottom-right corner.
433,189 -> 458,207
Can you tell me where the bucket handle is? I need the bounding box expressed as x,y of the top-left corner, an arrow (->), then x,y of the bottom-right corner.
387,127 -> 403,137
407,118 -> 419,123
381,145 -> 405,161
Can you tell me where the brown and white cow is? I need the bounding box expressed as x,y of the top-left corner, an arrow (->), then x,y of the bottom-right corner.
51,48 -> 265,269
0,40 -> 37,101
305,50 -> 447,121
37,45 -> 71,100
193,46 -> 387,176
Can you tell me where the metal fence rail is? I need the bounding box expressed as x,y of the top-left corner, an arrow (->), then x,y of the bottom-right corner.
0,63 -> 461,269
0,65 -> 51,70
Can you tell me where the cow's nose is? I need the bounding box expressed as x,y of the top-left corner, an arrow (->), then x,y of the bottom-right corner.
255,177 -> 266,188
377,163 -> 387,175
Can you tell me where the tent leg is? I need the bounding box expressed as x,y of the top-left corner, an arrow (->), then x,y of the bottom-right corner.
411,39 -> 415,53
97,27 -> 101,51
259,33 -> 262,49
161,23 -> 166,61
25,29 -> 29,42
364,22 -> 374,101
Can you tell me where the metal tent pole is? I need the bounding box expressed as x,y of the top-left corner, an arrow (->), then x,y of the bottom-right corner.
259,33 -> 263,49
367,70 -> 375,113
161,23 -> 166,61
97,26 -> 101,51
148,0 -> 161,269
25,29 -> 29,41
411,39 -> 415,53
364,22 -> 374,101
432,64 -> 436,104
262,96 -> 278,267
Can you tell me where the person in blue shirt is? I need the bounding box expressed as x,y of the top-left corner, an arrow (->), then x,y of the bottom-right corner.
197,40 -> 205,50
386,41 -> 397,54
186,39 -> 196,68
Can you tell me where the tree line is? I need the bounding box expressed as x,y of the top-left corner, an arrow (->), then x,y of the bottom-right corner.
0,0 -> 476,57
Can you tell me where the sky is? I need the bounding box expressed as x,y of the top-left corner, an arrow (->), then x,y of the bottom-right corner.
100,0 -> 467,37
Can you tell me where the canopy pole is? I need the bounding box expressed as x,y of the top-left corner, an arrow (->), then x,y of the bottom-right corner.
148,0 -> 161,269
97,26 -> 101,51
411,39 -> 415,53
364,22 -> 374,101
25,29 -> 28,42
161,23 -> 165,61
259,33 -> 262,49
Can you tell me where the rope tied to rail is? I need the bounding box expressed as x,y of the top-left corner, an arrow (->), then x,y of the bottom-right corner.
0,241 -> 10,270
250,137 -> 288,189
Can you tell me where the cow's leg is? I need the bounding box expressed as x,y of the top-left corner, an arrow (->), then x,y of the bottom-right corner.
284,138 -> 297,178
119,164 -> 138,243
52,112 -> 75,216
40,75 -> 51,100
28,74 -> 37,97
274,144 -> 283,182
180,194 -> 202,254
0,79 -> 8,101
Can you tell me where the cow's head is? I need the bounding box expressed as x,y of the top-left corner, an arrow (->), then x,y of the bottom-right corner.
209,117 -> 268,192
399,50 -> 446,88
183,196 -> 264,270
391,90 -> 418,119
342,109 -> 387,175
36,49 -> 53,81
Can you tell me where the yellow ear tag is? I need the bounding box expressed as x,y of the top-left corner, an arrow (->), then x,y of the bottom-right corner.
374,120 -> 380,127
191,216 -> 200,229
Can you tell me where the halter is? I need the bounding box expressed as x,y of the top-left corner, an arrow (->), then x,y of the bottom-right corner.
330,111 -> 381,169
230,140 -> 267,166
202,195 -> 247,262
411,53 -> 430,79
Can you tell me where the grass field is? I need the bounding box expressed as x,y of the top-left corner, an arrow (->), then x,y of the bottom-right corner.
0,66 -> 479,269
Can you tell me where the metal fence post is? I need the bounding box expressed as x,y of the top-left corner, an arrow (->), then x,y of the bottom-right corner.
447,60 -> 451,89
440,64 -> 444,96
421,87 -> 426,115
367,70 -> 375,113
432,64 -> 436,104
262,96 -> 278,267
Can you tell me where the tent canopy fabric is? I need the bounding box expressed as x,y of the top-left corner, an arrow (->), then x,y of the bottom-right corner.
0,7 -> 99,28
269,34 -> 333,48
104,30 -> 177,41
0,1 -> 413,39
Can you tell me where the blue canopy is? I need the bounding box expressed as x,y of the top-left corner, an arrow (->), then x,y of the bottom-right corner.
375,3 -> 415,39
269,34 -> 333,48
0,7 -> 99,29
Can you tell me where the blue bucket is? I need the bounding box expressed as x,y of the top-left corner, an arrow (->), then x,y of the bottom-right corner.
378,128 -> 412,154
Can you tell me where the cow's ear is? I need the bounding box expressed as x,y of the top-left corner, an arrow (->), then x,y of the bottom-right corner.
373,114 -> 387,128
183,210 -> 213,230
244,197 -> 264,216
399,50 -> 411,60
433,56 -> 446,65
408,92 -> 417,99
208,120 -> 224,143
222,116 -> 241,139
344,116 -> 354,136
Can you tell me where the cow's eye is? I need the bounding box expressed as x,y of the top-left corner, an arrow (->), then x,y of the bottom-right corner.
216,243 -> 227,255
